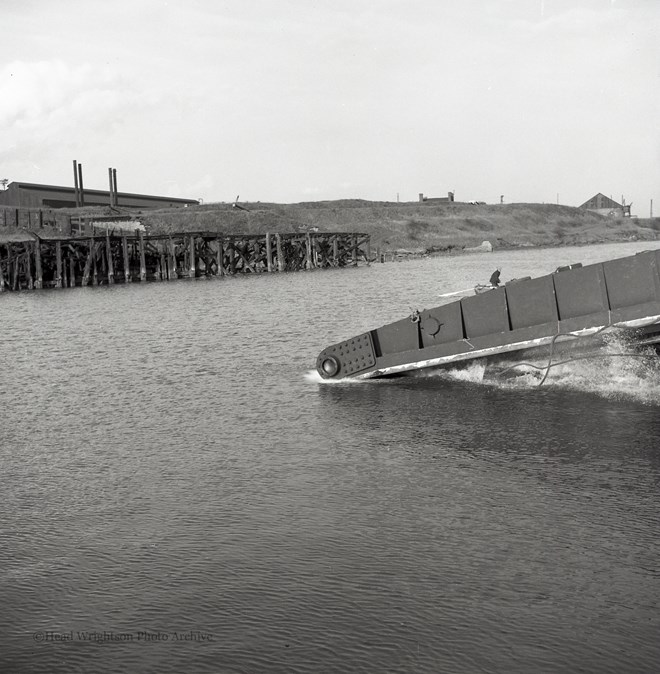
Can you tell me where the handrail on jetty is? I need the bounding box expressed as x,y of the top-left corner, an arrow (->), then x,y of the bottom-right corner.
0,231 -> 371,291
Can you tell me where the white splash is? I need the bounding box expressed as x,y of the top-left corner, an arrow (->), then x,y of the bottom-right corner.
304,369 -> 367,385
486,336 -> 660,405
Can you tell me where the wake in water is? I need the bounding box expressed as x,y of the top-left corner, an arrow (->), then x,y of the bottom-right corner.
304,370 -> 371,385
418,335 -> 660,405
309,332 -> 660,405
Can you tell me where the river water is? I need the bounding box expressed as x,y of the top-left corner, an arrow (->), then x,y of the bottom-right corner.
1,240 -> 659,674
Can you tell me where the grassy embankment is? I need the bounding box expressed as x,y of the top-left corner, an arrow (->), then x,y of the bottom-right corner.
138,200 -> 660,254
2,200 -> 659,253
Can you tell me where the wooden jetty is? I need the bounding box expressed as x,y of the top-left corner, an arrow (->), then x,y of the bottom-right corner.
0,231 -> 371,291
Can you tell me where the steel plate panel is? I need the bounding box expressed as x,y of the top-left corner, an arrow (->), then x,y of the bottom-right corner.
553,263 -> 609,319
460,288 -> 510,338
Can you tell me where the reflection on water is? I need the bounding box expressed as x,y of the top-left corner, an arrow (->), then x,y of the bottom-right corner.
1,240 -> 660,673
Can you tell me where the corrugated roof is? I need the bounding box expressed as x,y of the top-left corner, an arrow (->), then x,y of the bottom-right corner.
7,181 -> 198,204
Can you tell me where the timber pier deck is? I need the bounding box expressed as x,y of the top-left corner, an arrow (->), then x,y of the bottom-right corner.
0,231 -> 370,291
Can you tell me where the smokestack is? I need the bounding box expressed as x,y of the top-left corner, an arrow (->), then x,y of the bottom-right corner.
113,169 -> 118,207
78,163 -> 85,207
73,160 -> 80,207
108,168 -> 115,207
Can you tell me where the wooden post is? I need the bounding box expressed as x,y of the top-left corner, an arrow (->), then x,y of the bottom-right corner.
106,232 -> 114,284
35,240 -> 43,289
305,233 -> 313,270
229,240 -> 236,274
276,233 -> 284,272
122,235 -> 131,283
0,248 -> 5,292
159,242 -> 166,281
168,236 -> 177,279
69,257 -> 76,287
139,230 -> 147,281
251,239 -> 261,272
215,237 -> 224,276
25,243 -> 34,290
55,241 -> 62,288
62,249 -> 68,288
82,239 -> 95,286
188,235 -> 196,278
265,233 -> 273,273
13,245 -> 19,290
352,235 -> 358,266
365,236 -> 371,263
92,242 -> 99,286
333,236 -> 338,266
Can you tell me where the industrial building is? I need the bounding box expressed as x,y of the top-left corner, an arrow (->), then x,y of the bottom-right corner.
418,191 -> 455,203
0,181 -> 199,210
580,193 -> 631,218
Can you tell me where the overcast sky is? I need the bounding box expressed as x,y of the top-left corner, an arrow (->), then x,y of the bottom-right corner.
1,0 -> 658,212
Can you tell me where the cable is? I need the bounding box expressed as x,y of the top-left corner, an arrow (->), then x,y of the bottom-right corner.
495,324 -> 656,386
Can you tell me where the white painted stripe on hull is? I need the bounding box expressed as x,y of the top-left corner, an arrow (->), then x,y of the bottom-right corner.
355,315 -> 660,380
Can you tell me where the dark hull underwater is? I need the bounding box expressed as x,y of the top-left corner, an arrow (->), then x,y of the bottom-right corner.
316,249 -> 660,381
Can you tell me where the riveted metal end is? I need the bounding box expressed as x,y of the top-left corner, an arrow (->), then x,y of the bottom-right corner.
316,332 -> 376,378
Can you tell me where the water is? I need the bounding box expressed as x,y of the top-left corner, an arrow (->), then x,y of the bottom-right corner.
1,241 -> 660,674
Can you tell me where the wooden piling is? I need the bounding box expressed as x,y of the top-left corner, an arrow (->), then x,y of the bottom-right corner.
139,230 -> 147,281
276,234 -> 284,272
122,235 -> 131,283
12,246 -> 19,290
35,240 -> 43,289
26,244 -> 34,290
159,242 -> 166,281
305,233 -> 313,270
0,230 -> 369,291
92,243 -> 99,286
265,233 -> 273,273
168,236 -> 177,279
82,239 -> 95,286
106,232 -> 115,284
188,235 -> 196,278
215,237 -> 224,276
55,241 -> 63,288
228,240 -> 236,274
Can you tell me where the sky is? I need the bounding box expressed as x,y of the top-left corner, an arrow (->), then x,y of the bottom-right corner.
1,0 -> 659,213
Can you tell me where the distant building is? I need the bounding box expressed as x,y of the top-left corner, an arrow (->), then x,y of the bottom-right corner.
0,181 -> 199,210
419,191 -> 455,203
580,193 -> 631,218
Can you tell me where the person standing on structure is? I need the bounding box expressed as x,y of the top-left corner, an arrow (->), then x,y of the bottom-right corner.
489,268 -> 501,287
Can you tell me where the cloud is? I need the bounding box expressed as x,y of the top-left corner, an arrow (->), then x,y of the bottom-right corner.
0,60 -> 148,156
